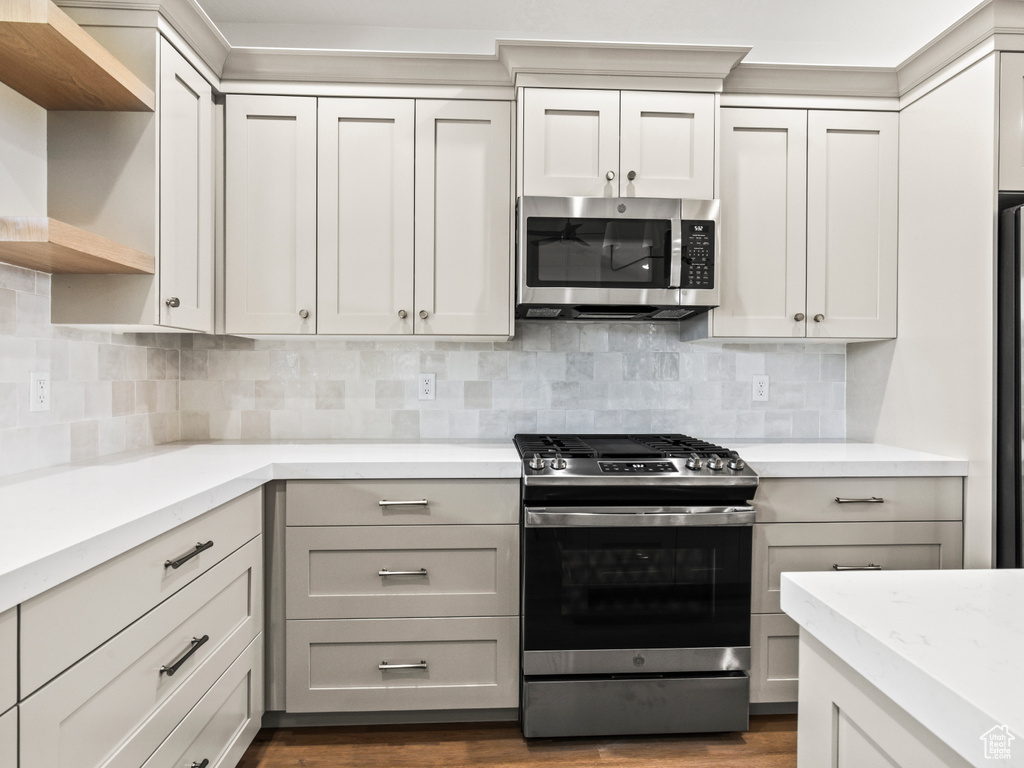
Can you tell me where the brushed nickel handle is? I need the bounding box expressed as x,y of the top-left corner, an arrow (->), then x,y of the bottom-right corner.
165,297 -> 180,308
627,170 -> 636,181
299,309 -> 310,319
190,761 -> 210,768
835,497 -> 884,504
379,660 -> 428,671
161,635 -> 209,676
794,312 -> 805,322
165,541 -> 213,569
833,564 -> 882,571
398,309 -> 407,319
378,568 -> 428,577
606,170 -> 616,181
419,309 -> 429,319
814,313 -> 824,322
378,499 -> 428,507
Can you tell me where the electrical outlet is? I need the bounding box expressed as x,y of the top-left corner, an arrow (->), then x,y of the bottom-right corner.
752,374 -> 769,402
418,373 -> 436,401
30,371 -> 51,412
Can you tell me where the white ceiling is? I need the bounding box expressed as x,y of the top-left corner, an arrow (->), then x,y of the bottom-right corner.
195,0 -> 986,67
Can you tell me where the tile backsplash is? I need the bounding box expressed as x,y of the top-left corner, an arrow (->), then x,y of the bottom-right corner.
0,262 -> 845,477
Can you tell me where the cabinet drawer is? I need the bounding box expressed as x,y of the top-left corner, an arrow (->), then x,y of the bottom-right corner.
750,613 -> 799,704
753,521 -> 963,613
287,479 -> 518,526
286,525 -> 518,619
0,608 -> 15,712
21,488 -> 261,695
0,706 -> 15,768
20,538 -> 262,768
286,616 -> 519,713
142,635 -> 263,768
754,477 -> 962,523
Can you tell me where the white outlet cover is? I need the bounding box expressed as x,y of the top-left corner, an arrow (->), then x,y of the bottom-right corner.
30,371 -> 51,412
752,374 -> 769,402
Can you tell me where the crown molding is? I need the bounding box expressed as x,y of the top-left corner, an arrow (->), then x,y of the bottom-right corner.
723,64 -> 899,99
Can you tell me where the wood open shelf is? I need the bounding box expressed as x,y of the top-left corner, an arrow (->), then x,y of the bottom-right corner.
0,217 -> 154,274
0,0 -> 154,111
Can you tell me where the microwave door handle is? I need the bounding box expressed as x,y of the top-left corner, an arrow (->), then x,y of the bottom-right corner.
669,216 -> 683,288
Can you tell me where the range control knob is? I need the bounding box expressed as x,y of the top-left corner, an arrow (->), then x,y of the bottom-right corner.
728,457 -> 746,471
550,453 -> 568,471
528,454 -> 546,471
685,453 -> 703,471
706,454 -> 725,471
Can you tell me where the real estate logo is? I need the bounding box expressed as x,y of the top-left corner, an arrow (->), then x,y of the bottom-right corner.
981,725 -> 1015,760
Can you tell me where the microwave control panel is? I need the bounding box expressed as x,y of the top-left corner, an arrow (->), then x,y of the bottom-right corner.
680,220 -> 715,290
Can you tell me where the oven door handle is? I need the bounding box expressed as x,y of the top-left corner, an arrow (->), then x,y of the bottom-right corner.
524,505 -> 755,527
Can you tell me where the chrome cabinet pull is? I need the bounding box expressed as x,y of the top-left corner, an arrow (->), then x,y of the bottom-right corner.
379,660 -> 428,671
814,313 -> 825,322
379,568 -> 428,577
419,309 -> 429,319
834,497 -> 884,504
833,564 -> 882,571
190,761 -> 210,768
398,309 -> 407,319
165,540 -> 213,569
794,312 -> 805,322
627,170 -> 636,181
165,297 -> 180,308
605,170 -> 616,181
161,635 -> 209,676
378,499 -> 428,507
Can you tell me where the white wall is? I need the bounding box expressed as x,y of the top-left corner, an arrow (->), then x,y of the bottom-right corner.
847,54 -> 998,567
0,83 -> 46,216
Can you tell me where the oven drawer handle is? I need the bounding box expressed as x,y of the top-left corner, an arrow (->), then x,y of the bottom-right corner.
832,563 -> 883,571
834,497 -> 884,504
378,568 -> 428,577
165,540 -> 213,569
378,499 -> 429,507
161,635 -> 209,676
379,660 -> 428,671
524,505 -> 755,527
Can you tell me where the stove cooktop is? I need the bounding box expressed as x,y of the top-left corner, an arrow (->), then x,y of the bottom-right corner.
513,433 -> 741,460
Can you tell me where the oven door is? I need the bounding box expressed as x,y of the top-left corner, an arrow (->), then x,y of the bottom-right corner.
521,506 -> 752,676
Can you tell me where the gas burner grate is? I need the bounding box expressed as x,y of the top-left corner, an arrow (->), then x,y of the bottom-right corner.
631,434 -> 739,459
514,435 -> 597,458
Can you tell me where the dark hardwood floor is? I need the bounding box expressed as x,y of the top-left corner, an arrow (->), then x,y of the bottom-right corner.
236,715 -> 797,768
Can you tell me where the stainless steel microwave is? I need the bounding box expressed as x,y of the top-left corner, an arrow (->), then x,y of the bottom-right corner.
516,196 -> 720,321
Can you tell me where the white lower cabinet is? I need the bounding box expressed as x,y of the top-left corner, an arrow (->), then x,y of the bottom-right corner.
750,476 -> 963,705
0,607 -> 15,714
0,706 -> 15,768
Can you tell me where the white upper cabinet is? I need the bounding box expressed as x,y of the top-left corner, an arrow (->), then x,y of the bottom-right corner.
226,96 -> 512,337
693,107 -> 897,341
414,100 -> 512,336
1000,52 -> 1024,191
521,88 -> 715,199
49,32 -> 215,332
225,95 -> 318,335
317,98 -> 416,335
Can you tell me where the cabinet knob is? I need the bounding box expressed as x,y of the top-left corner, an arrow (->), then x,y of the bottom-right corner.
813,313 -> 825,323
606,170 -> 616,181
165,297 -> 180,308
627,170 -> 636,181
419,309 -> 429,319
398,309 -> 407,319
299,309 -> 310,319
794,312 -> 805,322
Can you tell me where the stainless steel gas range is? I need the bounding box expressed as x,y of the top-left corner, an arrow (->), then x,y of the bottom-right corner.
513,433 -> 759,739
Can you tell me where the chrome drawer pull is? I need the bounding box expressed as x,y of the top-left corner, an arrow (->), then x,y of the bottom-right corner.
832,563 -> 882,571
378,499 -> 428,507
379,660 -> 428,671
161,635 -> 209,676
834,497 -> 884,504
190,761 -> 210,768
378,568 -> 428,577
165,540 -> 213,569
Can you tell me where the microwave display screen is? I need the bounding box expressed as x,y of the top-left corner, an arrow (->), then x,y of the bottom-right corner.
525,217 -> 673,288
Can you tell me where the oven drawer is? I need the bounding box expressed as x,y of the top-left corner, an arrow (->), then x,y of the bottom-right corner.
749,613 -> 800,704
285,616 -> 518,712
286,479 -> 518,526
21,487 -> 262,695
286,525 -> 518,619
752,521 -> 963,613
754,477 -> 962,523
20,538 -> 262,768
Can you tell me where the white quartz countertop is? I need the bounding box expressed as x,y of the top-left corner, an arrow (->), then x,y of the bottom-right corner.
0,439 -> 966,615
782,569 -> 1024,768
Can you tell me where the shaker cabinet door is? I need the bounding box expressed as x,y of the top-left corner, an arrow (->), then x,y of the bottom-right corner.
714,108 -> 808,338
414,100 -> 512,336
317,98 -> 415,335
158,37 -> 214,333
225,95 -> 318,334
806,111 -> 898,339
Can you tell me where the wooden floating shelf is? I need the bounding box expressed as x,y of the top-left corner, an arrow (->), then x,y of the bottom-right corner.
0,217 -> 155,274
0,0 -> 154,111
